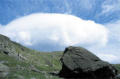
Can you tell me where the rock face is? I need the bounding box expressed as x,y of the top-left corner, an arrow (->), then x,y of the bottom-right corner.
59,46 -> 118,79
0,34 -> 27,60
0,63 -> 9,78
0,34 -> 17,56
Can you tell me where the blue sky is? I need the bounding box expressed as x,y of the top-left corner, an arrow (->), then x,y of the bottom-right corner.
1,0 -> 120,25
0,0 -> 120,63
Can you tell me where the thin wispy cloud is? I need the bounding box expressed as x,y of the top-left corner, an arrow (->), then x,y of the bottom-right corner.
101,0 -> 120,14
79,0 -> 95,10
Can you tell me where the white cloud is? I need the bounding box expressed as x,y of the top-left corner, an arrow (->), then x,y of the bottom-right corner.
105,20 -> 120,43
88,45 -> 120,64
1,13 -> 120,63
18,31 -> 32,45
88,20 -> 120,64
0,13 -> 108,48
0,24 -> 2,28
101,0 -> 120,14
91,20 -> 120,64
3,13 -> 120,63
97,53 -> 120,64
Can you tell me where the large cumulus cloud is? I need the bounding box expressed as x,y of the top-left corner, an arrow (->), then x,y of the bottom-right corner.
2,13 -> 120,63
0,13 -> 108,49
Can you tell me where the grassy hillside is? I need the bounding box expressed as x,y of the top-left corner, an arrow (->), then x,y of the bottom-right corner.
114,64 -> 120,74
0,34 -> 120,79
0,34 -> 63,79
0,51 -> 63,79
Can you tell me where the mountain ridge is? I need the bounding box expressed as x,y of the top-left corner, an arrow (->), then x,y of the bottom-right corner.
0,34 -> 120,79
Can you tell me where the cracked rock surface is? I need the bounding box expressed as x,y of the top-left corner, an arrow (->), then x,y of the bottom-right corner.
59,46 -> 118,79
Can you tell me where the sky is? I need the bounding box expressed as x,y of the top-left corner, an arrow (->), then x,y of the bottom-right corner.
0,0 -> 120,63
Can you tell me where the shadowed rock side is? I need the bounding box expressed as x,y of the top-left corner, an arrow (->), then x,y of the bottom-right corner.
59,46 -> 118,79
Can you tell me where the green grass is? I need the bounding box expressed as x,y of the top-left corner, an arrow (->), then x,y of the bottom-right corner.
12,41 -> 63,71
0,39 -> 63,79
0,50 -> 63,79
0,34 -> 120,79
114,64 -> 120,74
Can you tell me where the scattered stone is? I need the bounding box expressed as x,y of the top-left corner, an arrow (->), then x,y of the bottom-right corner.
18,53 -> 27,60
29,65 -> 40,73
59,46 -> 118,79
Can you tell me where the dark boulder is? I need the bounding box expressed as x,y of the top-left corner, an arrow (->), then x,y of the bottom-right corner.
59,46 -> 118,79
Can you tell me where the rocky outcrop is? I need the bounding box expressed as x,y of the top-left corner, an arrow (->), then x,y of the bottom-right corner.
59,46 -> 118,79
0,34 -> 17,56
0,34 -> 27,60
0,63 -> 9,78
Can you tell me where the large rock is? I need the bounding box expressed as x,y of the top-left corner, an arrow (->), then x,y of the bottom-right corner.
59,46 -> 118,79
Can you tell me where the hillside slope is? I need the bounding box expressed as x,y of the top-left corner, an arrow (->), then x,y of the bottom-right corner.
0,34 -> 63,79
0,34 -> 120,79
